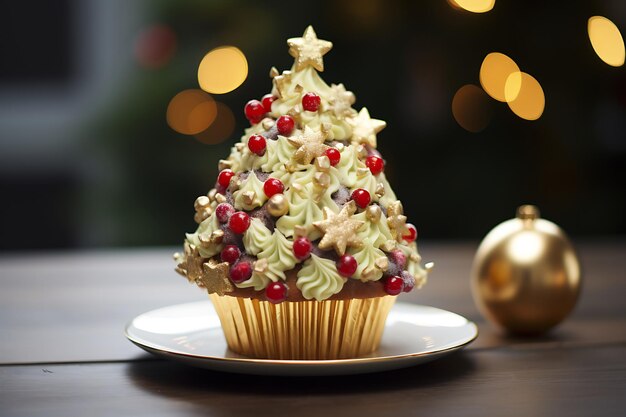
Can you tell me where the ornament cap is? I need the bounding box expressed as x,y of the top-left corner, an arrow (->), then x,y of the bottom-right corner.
516,204 -> 540,221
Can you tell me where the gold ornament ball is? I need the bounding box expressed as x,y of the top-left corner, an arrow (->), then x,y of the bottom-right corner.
471,205 -> 581,334
266,193 -> 289,217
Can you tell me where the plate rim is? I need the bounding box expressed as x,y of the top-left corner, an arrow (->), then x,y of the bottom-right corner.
125,301 -> 478,367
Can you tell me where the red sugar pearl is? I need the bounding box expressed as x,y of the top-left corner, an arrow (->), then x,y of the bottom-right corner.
266,281 -> 288,304
292,236 -> 312,260
276,115 -> 295,135
403,223 -> 417,243
302,92 -> 321,112
261,94 -> 276,113
228,211 -> 250,234
351,188 -> 371,208
337,254 -> 358,278
220,245 -> 241,264
217,169 -> 235,188
263,178 -> 284,198
325,148 -> 341,166
248,134 -> 267,156
384,276 -> 405,295
366,155 -> 384,176
215,203 -> 235,223
244,99 -> 265,124
230,262 -> 252,283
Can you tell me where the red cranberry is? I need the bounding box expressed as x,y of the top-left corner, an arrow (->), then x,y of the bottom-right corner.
230,262 -> 252,283
276,115 -> 295,135
217,169 -> 234,188
384,276 -> 405,295
351,188 -> 371,208
366,155 -> 384,176
228,211 -> 250,234
389,249 -> 407,269
292,236 -> 312,260
401,271 -> 415,293
220,245 -> 241,264
263,178 -> 284,198
261,94 -> 276,113
403,223 -> 417,242
337,254 -> 358,277
215,203 -> 235,223
302,92 -> 321,112
325,148 -> 341,166
244,100 -> 265,124
247,134 -> 267,156
266,281 -> 288,304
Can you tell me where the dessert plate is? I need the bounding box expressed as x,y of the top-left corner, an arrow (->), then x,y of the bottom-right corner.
125,301 -> 477,376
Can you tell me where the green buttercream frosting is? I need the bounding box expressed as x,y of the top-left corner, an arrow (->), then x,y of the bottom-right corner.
255,229 -> 298,281
243,218 -> 272,255
233,172 -> 267,210
185,212 -> 223,258
296,254 -> 346,301
347,236 -> 385,282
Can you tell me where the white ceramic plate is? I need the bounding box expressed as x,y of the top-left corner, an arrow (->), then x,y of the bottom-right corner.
125,301 -> 478,376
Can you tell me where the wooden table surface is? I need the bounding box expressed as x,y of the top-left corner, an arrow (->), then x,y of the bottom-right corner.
1,240 -> 625,416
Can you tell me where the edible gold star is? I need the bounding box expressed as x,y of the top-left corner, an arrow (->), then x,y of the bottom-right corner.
313,201 -> 364,255
348,108 -> 386,148
287,126 -> 330,164
386,200 -> 410,242
328,83 -> 356,117
175,242 -> 205,284
287,26 -> 333,72
273,70 -> 292,98
198,259 -> 233,296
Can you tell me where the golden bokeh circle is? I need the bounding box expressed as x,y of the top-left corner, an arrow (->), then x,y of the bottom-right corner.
166,89 -> 217,135
452,84 -> 493,133
505,72 -> 545,121
450,0 -> 495,13
480,52 -> 521,103
198,46 -> 248,94
194,102 -> 236,145
588,16 -> 625,67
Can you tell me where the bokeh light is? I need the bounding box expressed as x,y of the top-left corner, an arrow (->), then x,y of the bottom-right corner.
449,0 -> 496,13
166,89 -> 217,135
588,16 -> 625,67
194,102 -> 236,145
505,72 -> 545,121
480,52 -> 521,102
198,46 -> 248,94
452,84 -> 493,133
134,25 -> 177,69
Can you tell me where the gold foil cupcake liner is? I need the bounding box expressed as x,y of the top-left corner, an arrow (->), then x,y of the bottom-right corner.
209,294 -> 396,360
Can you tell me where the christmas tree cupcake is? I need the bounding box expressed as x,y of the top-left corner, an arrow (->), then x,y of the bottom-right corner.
175,26 -> 432,360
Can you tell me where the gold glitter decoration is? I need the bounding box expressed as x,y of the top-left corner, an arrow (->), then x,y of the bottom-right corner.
410,253 -> 421,263
273,70 -> 292,98
328,83 -> 356,117
366,205 -> 382,222
218,159 -> 233,171
210,229 -> 224,244
356,145 -> 368,159
215,193 -> 227,204
375,183 -> 385,198
175,242 -> 205,284
313,172 -> 331,203
387,200 -> 410,242
262,119 -> 275,130
269,66 -> 279,78
208,188 -> 217,202
375,257 -> 389,271
199,259 -> 232,296
314,201 -> 364,255
361,266 -> 378,281
194,210 -> 211,224
294,225 -> 307,237
294,84 -> 304,93
254,258 -> 269,274
267,193 -> 289,217
349,107 -> 386,148
356,167 -> 370,179
425,261 -> 434,272
242,191 -> 256,206
381,240 -> 397,252
235,143 -> 245,152
314,155 -> 331,172
287,25 -> 333,72
288,126 -> 330,165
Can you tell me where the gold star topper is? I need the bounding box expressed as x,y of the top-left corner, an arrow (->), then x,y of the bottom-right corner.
348,108 -> 386,148
314,200 -> 365,255
287,26 -> 333,72
287,125 -> 330,164
386,200 -> 410,242
198,259 -> 233,296
273,70 -> 292,98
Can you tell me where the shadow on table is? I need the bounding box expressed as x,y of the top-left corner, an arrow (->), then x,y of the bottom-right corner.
127,351 -> 475,401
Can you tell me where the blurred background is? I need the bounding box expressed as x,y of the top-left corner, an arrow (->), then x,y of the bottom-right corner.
1,0 -> 624,251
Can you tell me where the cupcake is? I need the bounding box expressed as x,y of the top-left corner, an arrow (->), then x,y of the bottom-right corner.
174,26 -> 432,360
